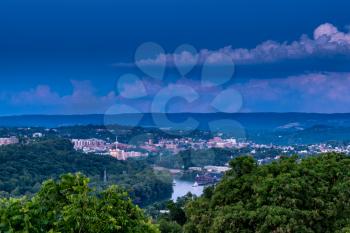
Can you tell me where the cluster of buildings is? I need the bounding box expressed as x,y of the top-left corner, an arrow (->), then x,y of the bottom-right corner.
307,143 -> 350,154
0,137 -> 19,146
109,147 -> 146,160
0,132 -> 43,147
71,133 -> 350,163
71,136 -> 244,160
207,137 -> 238,148
71,135 -> 249,160
139,136 -> 248,155
188,165 -> 231,173
72,138 -> 107,153
258,143 -> 350,156
71,137 -> 147,160
253,143 -> 350,165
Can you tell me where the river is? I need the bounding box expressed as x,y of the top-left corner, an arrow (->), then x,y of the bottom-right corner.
171,179 -> 204,201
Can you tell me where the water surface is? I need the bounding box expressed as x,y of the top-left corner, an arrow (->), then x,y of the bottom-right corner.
171,179 -> 204,201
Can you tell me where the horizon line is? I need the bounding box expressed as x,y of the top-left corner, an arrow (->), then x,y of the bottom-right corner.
1,112 -> 350,117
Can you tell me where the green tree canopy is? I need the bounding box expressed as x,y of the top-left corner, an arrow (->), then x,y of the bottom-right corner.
0,173 -> 159,233
184,153 -> 350,233
0,138 -> 172,206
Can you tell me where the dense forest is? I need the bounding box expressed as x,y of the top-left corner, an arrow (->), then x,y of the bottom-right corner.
0,139 -> 172,206
169,153 -> 350,233
0,173 -> 159,232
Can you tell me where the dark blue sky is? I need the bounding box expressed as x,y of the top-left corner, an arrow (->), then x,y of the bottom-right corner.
1,0 -> 350,115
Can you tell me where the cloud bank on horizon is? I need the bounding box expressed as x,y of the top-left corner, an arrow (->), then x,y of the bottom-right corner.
115,23 -> 350,67
2,23 -> 350,115
4,71 -> 350,114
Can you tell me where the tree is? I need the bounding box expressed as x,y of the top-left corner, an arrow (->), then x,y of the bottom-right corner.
0,139 -> 173,206
184,153 -> 350,233
0,173 -> 160,233
158,219 -> 183,233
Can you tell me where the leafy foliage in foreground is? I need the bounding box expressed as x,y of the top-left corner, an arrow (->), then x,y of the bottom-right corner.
184,153 -> 350,233
156,194 -> 195,233
0,173 -> 159,233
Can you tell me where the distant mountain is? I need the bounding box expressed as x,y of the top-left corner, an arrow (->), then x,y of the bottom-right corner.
1,113 -> 350,131
1,113 -> 350,145
250,124 -> 350,145
0,114 -> 106,128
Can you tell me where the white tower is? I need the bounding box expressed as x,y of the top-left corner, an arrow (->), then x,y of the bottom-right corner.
103,168 -> 107,183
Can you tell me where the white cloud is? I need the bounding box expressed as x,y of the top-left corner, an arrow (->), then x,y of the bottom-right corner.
116,23 -> 350,67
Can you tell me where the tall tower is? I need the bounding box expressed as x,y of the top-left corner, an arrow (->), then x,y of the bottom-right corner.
103,168 -> 107,183
115,136 -> 118,149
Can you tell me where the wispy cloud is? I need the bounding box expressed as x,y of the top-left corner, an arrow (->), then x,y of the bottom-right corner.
8,80 -> 119,114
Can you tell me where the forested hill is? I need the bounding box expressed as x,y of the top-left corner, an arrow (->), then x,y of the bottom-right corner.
0,139 -> 172,206
181,153 -> 350,232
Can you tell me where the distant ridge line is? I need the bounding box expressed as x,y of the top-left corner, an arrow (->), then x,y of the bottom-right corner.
0,112 -> 350,129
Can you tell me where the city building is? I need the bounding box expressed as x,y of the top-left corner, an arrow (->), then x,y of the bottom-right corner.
203,166 -> 231,173
109,137 -> 147,160
33,132 -> 43,138
0,137 -> 19,146
71,138 -> 107,151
